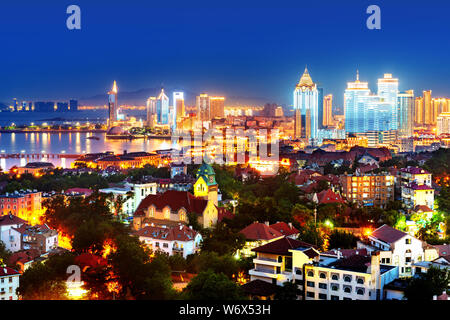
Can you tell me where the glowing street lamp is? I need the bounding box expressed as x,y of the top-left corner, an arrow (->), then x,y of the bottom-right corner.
324,220 -> 334,229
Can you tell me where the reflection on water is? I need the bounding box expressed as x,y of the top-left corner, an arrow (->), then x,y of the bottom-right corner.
0,132 -> 173,171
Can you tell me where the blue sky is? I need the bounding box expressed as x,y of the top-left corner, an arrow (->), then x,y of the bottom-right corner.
0,0 -> 449,106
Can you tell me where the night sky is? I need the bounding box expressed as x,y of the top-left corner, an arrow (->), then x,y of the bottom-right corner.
0,0 -> 449,106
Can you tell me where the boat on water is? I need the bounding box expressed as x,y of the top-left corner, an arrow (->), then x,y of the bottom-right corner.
86,136 -> 100,140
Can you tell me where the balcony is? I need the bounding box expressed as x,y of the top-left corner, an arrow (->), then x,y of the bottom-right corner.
253,257 -> 282,267
249,268 -> 278,279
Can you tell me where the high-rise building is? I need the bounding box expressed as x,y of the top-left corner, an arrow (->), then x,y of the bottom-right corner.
415,97 -> 424,126
69,100 -> 78,112
437,112 -> 450,136
323,94 -> 333,127
34,101 -> 55,112
423,90 -> 433,125
146,97 -> 157,128
344,71 -> 370,134
432,98 -> 450,119
172,92 -> 185,131
317,87 -> 324,129
377,74 -> 399,106
56,102 -> 69,112
210,96 -> 225,119
196,93 -> 210,122
293,67 -> 319,144
108,81 -> 118,126
156,88 -> 169,125
397,90 -> 414,137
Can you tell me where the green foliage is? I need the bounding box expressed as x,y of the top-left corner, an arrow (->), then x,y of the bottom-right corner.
298,224 -> 324,250
183,270 -> 245,300
328,230 -> 358,249
404,267 -> 450,300
168,254 -> 187,272
186,252 -> 239,279
200,222 -> 245,256
128,164 -> 170,182
423,148 -> 450,177
0,241 -> 12,266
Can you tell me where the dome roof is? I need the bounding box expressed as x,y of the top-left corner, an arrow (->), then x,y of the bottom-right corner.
107,126 -> 125,135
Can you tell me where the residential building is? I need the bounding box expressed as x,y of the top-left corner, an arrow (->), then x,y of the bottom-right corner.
15,224 -> 58,254
357,224 -> 425,277
437,112 -> 450,136
135,224 -> 202,258
210,96 -> 225,119
340,172 -> 395,207
0,215 -> 26,253
400,167 -> 434,210
15,162 -> 54,177
0,267 -> 20,300
238,222 -> 284,257
0,191 -> 43,223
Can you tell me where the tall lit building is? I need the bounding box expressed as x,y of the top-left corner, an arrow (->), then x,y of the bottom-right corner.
397,90 -> 414,137
344,71 -> 370,134
437,112 -> 450,136
423,90 -> 433,125
210,96 -> 225,119
415,97 -> 424,126
293,67 -> 319,144
146,97 -> 157,128
156,88 -> 170,125
108,81 -> 118,127
317,87 -> 324,129
432,98 -> 450,119
172,92 -> 185,131
196,93 -> 210,122
323,94 -> 333,127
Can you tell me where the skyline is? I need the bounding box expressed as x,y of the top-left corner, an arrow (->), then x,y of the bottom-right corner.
0,0 -> 450,105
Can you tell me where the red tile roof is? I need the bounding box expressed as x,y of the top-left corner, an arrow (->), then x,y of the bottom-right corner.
135,224 -> 198,242
413,205 -> 433,213
317,189 -> 345,204
239,222 -> 283,241
8,249 -> 41,266
0,267 -> 20,277
0,214 -> 26,226
371,224 -> 408,244
217,206 -> 234,222
269,222 -> 299,237
400,167 -> 430,175
134,190 -> 208,216
323,248 -> 368,258
241,279 -> 279,296
252,236 -> 316,255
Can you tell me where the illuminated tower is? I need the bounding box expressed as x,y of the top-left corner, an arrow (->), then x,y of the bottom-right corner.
210,96 -> 225,119
423,90 -> 433,125
377,73 -> 399,131
108,81 -> 118,127
397,90 -> 414,137
293,67 -> 319,144
344,71 -> 370,134
415,97 -> 424,126
196,93 -> 211,122
323,94 -> 333,127
146,97 -> 157,128
172,92 -> 185,131
156,88 -> 170,125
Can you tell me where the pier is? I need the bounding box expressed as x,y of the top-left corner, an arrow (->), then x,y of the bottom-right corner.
0,153 -> 80,159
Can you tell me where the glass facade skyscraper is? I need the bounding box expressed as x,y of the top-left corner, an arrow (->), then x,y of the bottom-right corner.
397,90 -> 414,137
156,88 -> 169,125
344,71 -> 370,134
293,67 -> 319,145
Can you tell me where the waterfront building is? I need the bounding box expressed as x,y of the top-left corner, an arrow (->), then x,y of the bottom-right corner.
108,81 -> 119,127
156,88 -> 170,125
15,162 -> 54,177
69,99 -> 78,112
172,92 -> 185,131
437,112 -> 450,135
34,101 -> 55,112
293,67 -> 319,145
340,172 -> 395,208
146,96 -> 157,128
94,151 -> 160,170
397,90 -> 414,137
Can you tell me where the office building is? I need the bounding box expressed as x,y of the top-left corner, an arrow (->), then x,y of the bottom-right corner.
146,97 -> 157,128
69,99 -> 78,112
415,97 -> 424,126
108,81 -> 119,126
210,96 -> 225,119
293,67 -> 319,145
437,112 -> 450,135
172,92 -> 185,131
344,71 -> 371,134
323,94 -> 333,127
196,93 -> 211,122
397,90 -> 414,137
155,88 -> 169,125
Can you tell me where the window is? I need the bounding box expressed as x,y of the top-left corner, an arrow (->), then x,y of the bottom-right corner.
319,283 -> 327,290
405,257 -> 411,263
306,292 -> 315,298
405,238 -> 411,244
295,268 -> 302,275
344,287 -> 351,293
163,243 -> 168,248
344,275 -> 351,282
331,285 -> 339,291
331,295 -> 339,301
343,297 -> 352,300
357,288 -> 364,295
318,293 -> 327,300
357,278 -> 364,284
319,272 -> 326,279
307,281 -> 315,288
331,274 -> 339,281
307,271 -> 314,277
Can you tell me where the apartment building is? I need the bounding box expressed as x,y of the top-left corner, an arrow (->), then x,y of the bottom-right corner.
0,215 -> 26,252
0,267 -> 20,300
340,173 -> 394,207
400,167 -> 434,210
0,191 -> 42,223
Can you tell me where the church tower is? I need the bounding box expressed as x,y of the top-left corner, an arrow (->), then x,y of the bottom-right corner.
194,163 -> 218,207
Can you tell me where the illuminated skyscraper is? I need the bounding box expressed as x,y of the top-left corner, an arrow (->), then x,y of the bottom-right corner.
378,74 -> 399,107
146,96 -> 157,128
397,90 -> 414,137
196,93 -> 210,122
317,87 -> 324,129
210,96 -> 225,119
172,92 -> 185,131
344,71 -> 370,134
293,67 -> 319,144
323,94 -> 333,127
156,88 -> 169,125
423,90 -> 433,125
108,81 -> 118,127
415,97 -> 424,126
